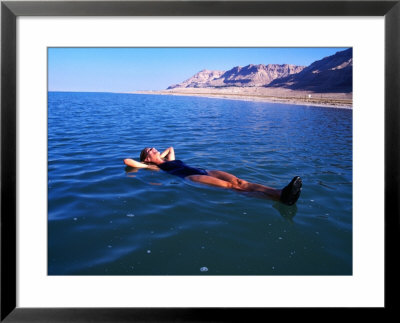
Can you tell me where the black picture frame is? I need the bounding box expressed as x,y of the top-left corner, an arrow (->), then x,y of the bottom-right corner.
1,0 -> 399,321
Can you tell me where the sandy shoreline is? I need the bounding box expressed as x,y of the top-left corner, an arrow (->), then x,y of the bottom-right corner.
131,88 -> 352,109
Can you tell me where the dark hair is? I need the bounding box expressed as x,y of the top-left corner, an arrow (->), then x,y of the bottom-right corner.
140,147 -> 150,162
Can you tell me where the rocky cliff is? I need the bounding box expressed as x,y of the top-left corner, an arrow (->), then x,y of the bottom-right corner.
167,48 -> 352,93
168,64 -> 305,89
167,69 -> 224,89
267,48 -> 353,93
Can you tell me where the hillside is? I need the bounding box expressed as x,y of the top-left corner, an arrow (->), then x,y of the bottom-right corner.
267,48 -> 353,93
168,64 -> 305,89
167,48 -> 352,93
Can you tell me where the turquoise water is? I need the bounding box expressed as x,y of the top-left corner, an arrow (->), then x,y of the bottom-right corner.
48,92 -> 352,275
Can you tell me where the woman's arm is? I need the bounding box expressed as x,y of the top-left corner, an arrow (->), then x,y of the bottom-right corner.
123,158 -> 159,170
160,147 -> 175,161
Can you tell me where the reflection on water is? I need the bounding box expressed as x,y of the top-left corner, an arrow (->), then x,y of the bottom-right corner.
48,92 -> 352,275
125,166 -> 139,174
273,203 -> 298,222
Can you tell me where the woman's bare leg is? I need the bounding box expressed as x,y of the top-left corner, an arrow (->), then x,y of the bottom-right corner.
187,170 -> 302,205
185,174 -> 235,189
187,170 -> 281,201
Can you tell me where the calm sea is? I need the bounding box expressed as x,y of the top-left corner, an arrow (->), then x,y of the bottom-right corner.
48,92 -> 352,275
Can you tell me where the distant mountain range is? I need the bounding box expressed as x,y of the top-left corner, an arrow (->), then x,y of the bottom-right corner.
167,48 -> 352,93
268,48 -> 352,93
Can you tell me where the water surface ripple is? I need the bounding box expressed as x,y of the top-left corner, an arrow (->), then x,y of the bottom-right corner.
48,92 -> 352,275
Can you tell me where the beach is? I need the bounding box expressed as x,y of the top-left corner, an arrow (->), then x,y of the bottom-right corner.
132,87 -> 353,109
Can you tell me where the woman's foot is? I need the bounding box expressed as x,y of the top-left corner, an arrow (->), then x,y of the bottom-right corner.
280,176 -> 302,205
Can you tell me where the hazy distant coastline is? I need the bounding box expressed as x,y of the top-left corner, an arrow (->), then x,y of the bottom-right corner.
132,88 -> 352,109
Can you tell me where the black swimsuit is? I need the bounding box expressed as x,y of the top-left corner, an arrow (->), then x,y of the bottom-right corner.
158,160 -> 208,178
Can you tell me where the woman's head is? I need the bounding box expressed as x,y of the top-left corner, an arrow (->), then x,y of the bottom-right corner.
140,147 -> 160,163
140,147 -> 151,162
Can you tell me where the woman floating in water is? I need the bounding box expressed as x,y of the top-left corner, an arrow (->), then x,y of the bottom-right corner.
124,147 -> 302,206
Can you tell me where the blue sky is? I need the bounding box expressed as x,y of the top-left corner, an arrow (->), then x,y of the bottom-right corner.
48,47 -> 349,92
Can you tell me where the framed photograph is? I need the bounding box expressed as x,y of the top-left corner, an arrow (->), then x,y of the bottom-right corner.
2,0 -> 399,321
